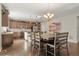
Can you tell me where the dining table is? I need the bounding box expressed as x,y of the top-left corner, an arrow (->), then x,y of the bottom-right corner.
41,32 -> 55,43
40,32 -> 56,52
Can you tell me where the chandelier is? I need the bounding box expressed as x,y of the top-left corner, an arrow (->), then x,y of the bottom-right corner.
44,12 -> 54,19
43,4 -> 54,21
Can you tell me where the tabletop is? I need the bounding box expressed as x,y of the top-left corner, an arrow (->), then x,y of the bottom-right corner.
41,33 -> 55,40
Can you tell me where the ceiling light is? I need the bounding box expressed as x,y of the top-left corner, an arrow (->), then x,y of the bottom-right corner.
43,13 -> 54,19
43,4 -> 54,21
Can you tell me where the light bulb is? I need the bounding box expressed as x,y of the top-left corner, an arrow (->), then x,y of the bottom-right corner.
49,14 -> 54,18
44,15 -> 48,18
47,13 -> 51,16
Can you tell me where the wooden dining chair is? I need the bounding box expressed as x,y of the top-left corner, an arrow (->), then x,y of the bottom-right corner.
34,32 -> 42,56
31,32 -> 35,55
56,32 -> 69,56
46,32 -> 69,56
31,31 -> 42,56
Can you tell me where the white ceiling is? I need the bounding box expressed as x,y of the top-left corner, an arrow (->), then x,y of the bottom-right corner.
3,3 -> 79,22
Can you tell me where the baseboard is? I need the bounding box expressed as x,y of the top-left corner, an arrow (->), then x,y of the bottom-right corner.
68,40 -> 78,43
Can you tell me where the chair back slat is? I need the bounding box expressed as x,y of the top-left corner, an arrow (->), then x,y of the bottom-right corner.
55,32 -> 69,44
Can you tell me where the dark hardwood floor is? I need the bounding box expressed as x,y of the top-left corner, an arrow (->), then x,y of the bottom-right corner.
0,39 -> 79,56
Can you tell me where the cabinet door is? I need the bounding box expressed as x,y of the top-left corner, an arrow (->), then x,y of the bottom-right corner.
9,20 -> 12,28
23,22 -> 26,29
2,34 -> 13,49
12,21 -> 15,28
19,22 -> 23,29
15,21 -> 19,29
16,22 -> 20,29
13,21 -> 17,28
2,13 -> 8,26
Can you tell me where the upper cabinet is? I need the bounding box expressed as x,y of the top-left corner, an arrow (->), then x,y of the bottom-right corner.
2,5 -> 9,27
9,20 -> 41,30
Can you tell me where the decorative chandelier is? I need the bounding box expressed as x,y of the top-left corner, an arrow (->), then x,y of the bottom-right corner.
43,4 -> 54,21
43,12 -> 54,19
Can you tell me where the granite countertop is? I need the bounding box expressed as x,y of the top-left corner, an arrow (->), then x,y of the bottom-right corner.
2,32 -> 13,35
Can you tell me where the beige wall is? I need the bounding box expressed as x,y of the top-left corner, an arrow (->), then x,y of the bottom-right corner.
77,16 -> 79,42
41,21 -> 49,32
54,14 -> 77,43
41,8 -> 79,43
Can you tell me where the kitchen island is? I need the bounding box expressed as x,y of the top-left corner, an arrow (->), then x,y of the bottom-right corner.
2,32 -> 13,49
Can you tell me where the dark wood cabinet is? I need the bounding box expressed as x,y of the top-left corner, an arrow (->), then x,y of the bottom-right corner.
2,33 -> 13,49
2,5 -> 9,27
13,32 -> 24,39
9,20 -> 40,29
2,13 -> 8,26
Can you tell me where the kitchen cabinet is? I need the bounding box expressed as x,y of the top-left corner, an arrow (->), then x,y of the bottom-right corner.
13,32 -> 24,39
9,20 -> 41,30
2,33 -> 13,49
2,6 -> 9,27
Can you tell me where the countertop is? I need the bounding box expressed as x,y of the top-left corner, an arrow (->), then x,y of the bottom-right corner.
2,32 -> 13,35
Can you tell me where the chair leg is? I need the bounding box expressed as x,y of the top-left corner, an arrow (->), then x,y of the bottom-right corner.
38,48 -> 40,56
54,48 -> 56,56
35,47 -> 41,56
66,44 -> 69,56
57,46 -> 60,56
46,44 -> 48,56
31,46 -> 34,55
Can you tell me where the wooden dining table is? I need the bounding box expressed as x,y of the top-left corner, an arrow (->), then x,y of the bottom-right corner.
40,32 -> 56,51
41,32 -> 55,42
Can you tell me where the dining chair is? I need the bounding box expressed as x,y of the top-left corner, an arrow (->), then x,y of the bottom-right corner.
46,32 -> 69,56
31,31 -> 42,56
31,32 -> 35,55
34,31 -> 42,56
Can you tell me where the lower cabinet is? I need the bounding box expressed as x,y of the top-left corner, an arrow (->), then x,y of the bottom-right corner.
2,34 -> 13,49
13,32 -> 24,39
